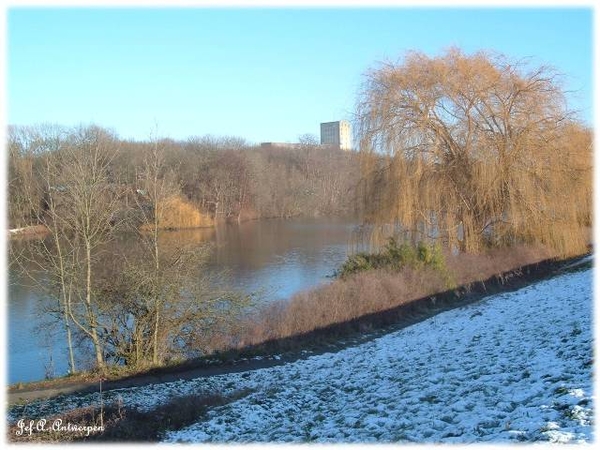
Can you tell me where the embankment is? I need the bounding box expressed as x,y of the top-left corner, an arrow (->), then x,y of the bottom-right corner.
8,249 -> 591,405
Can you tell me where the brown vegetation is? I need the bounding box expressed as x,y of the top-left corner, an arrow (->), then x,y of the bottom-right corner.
139,195 -> 214,230
7,126 -> 360,230
357,48 -> 592,256
7,390 -> 252,442
10,126 -> 123,373
7,243 -> 585,400
8,126 -> 250,376
8,224 -> 49,238
210,244 -> 556,352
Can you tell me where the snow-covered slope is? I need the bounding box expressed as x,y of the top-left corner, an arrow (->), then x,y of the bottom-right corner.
8,267 -> 594,443
164,268 -> 594,443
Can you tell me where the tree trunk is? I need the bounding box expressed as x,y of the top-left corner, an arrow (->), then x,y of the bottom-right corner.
63,309 -> 76,374
153,305 -> 160,364
86,243 -> 104,369
53,224 -> 78,375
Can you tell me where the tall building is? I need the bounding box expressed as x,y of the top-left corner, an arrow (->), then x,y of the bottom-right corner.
320,120 -> 352,151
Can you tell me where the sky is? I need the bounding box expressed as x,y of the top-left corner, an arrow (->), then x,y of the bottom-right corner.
5,4 -> 595,144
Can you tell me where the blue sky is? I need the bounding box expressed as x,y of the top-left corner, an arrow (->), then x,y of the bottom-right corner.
7,7 -> 594,144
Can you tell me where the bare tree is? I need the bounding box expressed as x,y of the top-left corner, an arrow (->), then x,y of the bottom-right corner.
133,135 -> 180,364
54,126 -> 122,369
9,124 -> 122,373
98,135 -> 250,368
9,125 -> 80,374
357,48 -> 591,255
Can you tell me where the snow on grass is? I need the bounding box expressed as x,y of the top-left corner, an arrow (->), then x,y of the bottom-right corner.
8,268 -> 594,443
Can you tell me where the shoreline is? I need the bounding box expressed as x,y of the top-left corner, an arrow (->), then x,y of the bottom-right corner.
7,251 -> 592,406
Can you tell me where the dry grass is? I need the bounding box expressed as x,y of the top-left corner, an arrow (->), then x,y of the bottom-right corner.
140,196 -> 214,230
8,390 -> 252,443
268,268 -> 446,341
227,244 -> 558,349
446,245 -> 553,287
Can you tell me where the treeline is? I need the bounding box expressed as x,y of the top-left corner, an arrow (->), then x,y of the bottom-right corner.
8,125 -> 360,230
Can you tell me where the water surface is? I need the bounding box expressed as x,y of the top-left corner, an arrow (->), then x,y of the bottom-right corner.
7,218 -> 358,383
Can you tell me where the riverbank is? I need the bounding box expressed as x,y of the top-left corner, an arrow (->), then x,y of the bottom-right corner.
7,248 -> 592,405
7,261 -> 593,443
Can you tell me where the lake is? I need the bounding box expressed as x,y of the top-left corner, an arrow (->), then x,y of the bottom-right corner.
7,218 -> 361,384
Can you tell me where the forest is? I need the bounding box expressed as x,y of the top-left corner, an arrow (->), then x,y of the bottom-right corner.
8,127 -> 360,231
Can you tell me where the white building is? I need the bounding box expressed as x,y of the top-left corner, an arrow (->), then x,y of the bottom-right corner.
320,120 -> 352,151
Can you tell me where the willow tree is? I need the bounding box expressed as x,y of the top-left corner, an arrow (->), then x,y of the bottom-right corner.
357,48 -> 591,255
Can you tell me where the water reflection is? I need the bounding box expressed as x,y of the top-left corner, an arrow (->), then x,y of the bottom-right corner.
8,218 -> 358,383
206,219 -> 358,301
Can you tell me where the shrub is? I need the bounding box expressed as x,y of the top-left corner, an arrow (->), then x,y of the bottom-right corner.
336,253 -> 374,275
336,237 -> 451,284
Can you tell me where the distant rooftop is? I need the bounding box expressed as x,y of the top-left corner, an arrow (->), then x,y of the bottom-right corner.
260,142 -> 302,149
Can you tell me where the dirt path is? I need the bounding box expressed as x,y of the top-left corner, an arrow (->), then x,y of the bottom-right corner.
7,356 -> 304,405
7,254 -> 591,406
